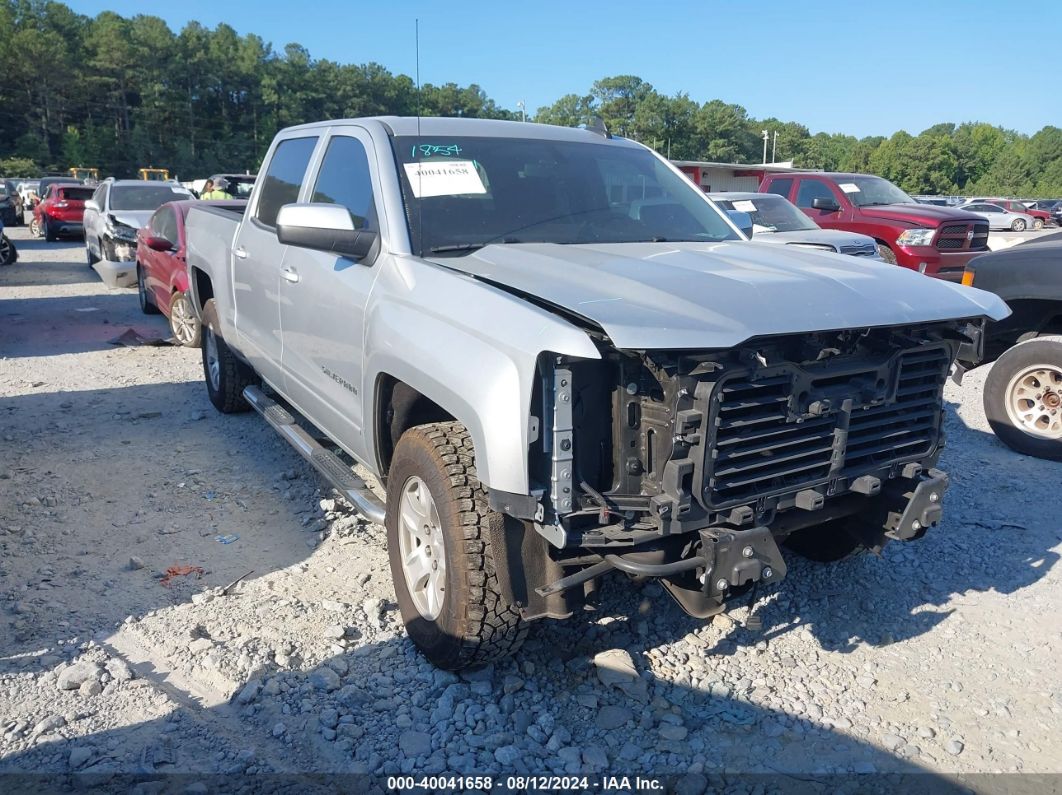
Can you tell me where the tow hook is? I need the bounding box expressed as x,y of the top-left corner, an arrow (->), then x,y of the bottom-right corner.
698,525 -> 787,597
884,468 -> 949,541
698,526 -> 787,631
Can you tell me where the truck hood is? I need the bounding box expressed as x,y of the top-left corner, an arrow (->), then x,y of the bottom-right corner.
428,241 -> 1010,350
855,203 -> 984,226
754,229 -> 876,249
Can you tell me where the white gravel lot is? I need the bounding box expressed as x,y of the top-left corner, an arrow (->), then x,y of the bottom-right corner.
1,227 -> 1060,789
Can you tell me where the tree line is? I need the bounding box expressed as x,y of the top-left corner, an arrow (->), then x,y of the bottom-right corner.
2,2 -> 1060,197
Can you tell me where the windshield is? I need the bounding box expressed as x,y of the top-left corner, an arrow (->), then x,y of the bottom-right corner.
227,177 -> 256,198
713,195 -> 819,233
393,136 -> 740,255
110,185 -> 189,211
841,176 -> 916,207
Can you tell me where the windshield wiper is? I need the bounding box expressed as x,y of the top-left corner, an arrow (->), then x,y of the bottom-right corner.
429,238 -> 523,255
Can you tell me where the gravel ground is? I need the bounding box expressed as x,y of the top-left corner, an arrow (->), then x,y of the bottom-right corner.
1,227 -> 1060,789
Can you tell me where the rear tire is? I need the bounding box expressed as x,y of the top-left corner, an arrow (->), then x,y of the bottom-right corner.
168,291 -> 201,347
137,265 -> 160,315
200,298 -> 257,413
0,234 -> 16,266
983,338 -> 1062,461
386,421 -> 527,670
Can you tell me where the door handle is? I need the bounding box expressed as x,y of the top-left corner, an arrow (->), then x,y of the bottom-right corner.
281,266 -> 300,284
233,246 -> 248,259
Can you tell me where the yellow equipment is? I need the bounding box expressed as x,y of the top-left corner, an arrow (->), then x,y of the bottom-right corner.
138,168 -> 170,181
69,167 -> 99,181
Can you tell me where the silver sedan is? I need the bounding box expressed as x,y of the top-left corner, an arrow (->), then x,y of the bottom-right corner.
958,202 -> 1037,231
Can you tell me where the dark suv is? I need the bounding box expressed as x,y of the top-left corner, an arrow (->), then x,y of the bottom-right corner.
761,172 -> 989,281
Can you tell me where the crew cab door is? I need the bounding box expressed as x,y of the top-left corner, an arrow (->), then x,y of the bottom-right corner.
232,135 -> 319,385
278,126 -> 383,454
793,177 -> 847,229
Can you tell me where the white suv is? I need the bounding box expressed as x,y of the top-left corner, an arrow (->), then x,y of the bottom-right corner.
84,179 -> 192,287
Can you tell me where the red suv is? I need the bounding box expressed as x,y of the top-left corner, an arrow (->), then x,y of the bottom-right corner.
32,183 -> 94,241
760,172 -> 989,281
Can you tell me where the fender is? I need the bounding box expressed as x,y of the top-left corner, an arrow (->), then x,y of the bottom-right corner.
363,256 -> 600,494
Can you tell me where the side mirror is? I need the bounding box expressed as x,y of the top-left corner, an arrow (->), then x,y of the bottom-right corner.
85,199 -> 100,212
276,203 -> 377,260
145,235 -> 173,252
811,197 -> 840,212
726,210 -> 754,238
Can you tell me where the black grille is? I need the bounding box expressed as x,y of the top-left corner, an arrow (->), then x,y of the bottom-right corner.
843,349 -> 949,472
939,225 -> 967,236
937,238 -> 963,249
706,376 -> 835,507
703,347 -> 950,509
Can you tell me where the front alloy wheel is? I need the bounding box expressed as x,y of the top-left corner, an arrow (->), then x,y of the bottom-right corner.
397,475 -> 447,620
1011,218 -> 1027,231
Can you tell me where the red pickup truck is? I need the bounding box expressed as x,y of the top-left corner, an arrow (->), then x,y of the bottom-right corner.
760,172 -> 989,281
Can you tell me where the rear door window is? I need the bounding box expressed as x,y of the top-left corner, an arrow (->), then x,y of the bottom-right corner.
255,137 -> 318,227
763,177 -> 793,199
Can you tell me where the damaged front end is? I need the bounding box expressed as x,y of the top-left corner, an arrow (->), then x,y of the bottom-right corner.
501,320 -> 974,623
102,216 -> 139,262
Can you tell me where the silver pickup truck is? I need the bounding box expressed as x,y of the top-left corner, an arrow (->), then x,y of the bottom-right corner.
185,117 -> 1008,670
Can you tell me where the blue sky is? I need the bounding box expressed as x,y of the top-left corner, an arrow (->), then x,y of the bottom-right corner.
67,1 -> 1060,138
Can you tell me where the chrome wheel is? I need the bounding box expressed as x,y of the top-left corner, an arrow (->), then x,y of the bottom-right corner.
169,292 -> 199,346
1012,219 -> 1026,231
1005,364 -> 1062,439
1033,219 -> 1044,230
204,328 -> 221,390
397,475 -> 446,620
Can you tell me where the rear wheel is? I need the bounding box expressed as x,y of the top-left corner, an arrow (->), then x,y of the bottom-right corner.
0,234 -> 16,266
876,243 -> 897,265
200,298 -> 257,413
386,421 -> 527,670
983,338 -> 1062,461
1011,218 -> 1027,232
137,265 -> 160,315
168,291 -> 201,347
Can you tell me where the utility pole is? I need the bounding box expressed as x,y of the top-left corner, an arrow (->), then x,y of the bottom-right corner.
762,129 -> 769,164
772,131 -> 778,163
517,101 -> 525,122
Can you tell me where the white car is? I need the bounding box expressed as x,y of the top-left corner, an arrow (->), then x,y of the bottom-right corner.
708,192 -> 881,258
957,201 -> 1036,232
83,179 -> 192,287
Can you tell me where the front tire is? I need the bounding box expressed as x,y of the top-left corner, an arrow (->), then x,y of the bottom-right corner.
86,238 -> 99,266
386,422 -> 527,670
137,265 -> 160,314
168,291 -> 201,347
983,338 -> 1062,461
1033,218 -> 1044,230
876,243 -> 898,265
1011,218 -> 1027,232
29,217 -> 41,238
200,298 -> 257,413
